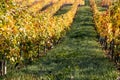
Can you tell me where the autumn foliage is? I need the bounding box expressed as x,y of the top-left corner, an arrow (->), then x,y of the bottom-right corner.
90,0 -> 120,64
0,0 -> 80,64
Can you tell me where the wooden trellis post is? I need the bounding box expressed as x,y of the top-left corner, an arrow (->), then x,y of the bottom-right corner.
0,56 -> 7,76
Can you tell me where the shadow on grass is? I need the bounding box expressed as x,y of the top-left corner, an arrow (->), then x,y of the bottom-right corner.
54,5 -> 71,16
21,48 -> 116,80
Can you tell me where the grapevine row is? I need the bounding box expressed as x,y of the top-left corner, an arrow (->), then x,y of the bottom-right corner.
0,0 -> 79,76
15,0 -> 35,7
90,0 -> 120,65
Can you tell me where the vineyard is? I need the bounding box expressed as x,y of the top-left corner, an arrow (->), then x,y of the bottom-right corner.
0,0 -> 120,80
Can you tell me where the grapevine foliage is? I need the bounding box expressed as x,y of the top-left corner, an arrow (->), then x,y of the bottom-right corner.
0,0 -> 80,64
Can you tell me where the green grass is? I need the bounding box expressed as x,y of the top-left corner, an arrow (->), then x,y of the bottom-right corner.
2,0 -> 119,80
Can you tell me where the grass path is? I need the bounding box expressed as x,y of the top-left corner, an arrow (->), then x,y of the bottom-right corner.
6,1 -> 118,80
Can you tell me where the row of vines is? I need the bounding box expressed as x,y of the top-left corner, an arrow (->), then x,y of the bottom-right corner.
0,0 -> 82,76
90,0 -> 120,67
